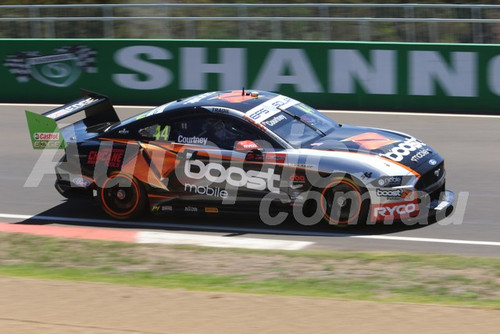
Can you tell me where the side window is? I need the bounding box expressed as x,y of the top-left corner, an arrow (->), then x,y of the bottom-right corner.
196,117 -> 266,150
170,116 -> 269,150
170,118 -> 209,146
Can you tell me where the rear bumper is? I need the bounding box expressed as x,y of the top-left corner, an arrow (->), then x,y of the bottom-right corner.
55,179 -> 93,199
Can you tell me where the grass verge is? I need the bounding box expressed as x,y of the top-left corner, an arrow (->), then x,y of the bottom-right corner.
1,232 -> 499,308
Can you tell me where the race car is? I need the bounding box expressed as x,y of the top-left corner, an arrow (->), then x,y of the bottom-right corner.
25,89 -> 455,226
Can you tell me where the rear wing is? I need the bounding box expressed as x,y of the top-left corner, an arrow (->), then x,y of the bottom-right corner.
25,90 -> 119,149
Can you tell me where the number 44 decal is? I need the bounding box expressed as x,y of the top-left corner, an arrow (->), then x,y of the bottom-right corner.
153,125 -> 170,141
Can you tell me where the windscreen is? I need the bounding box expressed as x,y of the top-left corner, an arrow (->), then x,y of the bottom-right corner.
263,102 -> 338,147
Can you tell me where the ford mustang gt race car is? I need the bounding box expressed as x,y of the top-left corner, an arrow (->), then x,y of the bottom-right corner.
26,89 -> 455,226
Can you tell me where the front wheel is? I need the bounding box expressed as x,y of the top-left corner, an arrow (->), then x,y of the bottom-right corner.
320,177 -> 369,226
99,173 -> 147,220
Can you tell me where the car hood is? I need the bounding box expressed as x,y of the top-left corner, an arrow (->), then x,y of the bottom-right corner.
308,125 -> 440,169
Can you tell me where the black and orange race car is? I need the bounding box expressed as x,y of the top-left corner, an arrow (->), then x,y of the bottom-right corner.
25,89 -> 454,226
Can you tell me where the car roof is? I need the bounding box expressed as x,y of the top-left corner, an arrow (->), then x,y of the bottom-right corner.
166,89 -> 279,113
114,90 -> 281,130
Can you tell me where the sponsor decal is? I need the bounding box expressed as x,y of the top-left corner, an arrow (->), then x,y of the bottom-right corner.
285,163 -> 314,169
47,97 -> 99,119
184,206 -> 198,212
376,188 -> 413,199
184,183 -> 229,199
290,174 -> 306,182
371,201 -> 419,221
235,140 -> 260,151
410,148 -> 432,163
205,207 -> 219,213
289,174 -> 306,190
87,148 -> 125,168
182,92 -> 215,104
206,107 -> 230,114
4,45 -> 97,87
265,152 -> 286,164
382,137 -> 426,162
177,135 -> 208,145
341,132 -> 399,150
135,105 -> 166,120
429,159 -> 438,166
376,176 -> 403,187
209,90 -> 258,103
33,140 -> 62,149
33,132 -> 60,141
153,205 -> 173,212
71,176 -> 92,188
245,95 -> 299,123
184,160 -> 280,192
265,114 -> 287,127
161,205 -> 173,211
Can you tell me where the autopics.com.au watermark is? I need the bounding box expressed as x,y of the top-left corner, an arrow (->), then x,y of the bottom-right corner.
24,138 -> 469,227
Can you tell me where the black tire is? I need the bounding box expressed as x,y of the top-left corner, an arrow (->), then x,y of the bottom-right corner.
99,173 -> 147,220
320,177 -> 369,226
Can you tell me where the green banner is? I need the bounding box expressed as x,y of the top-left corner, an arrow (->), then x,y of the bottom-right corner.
1,39 -> 500,113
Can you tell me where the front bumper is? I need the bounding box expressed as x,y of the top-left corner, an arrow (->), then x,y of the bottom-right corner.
426,189 -> 455,218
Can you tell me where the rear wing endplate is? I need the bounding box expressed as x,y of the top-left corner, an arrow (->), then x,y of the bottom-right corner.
25,89 -> 119,149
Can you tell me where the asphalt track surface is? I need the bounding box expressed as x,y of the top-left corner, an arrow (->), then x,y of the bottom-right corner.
1,103 -> 499,257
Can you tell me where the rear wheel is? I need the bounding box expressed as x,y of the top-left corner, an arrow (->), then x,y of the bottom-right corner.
320,177 -> 369,226
99,173 -> 147,220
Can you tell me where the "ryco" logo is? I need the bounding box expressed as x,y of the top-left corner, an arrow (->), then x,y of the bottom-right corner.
373,202 -> 418,220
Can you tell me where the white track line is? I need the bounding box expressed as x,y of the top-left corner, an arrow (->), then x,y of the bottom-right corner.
1,213 -> 500,248
137,231 -> 312,250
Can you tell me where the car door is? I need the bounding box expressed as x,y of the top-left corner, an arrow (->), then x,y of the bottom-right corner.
171,114 -> 287,209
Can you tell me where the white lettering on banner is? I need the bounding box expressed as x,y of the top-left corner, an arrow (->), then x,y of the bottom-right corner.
113,46 -> 172,90
409,51 -> 477,97
330,49 -> 396,94
184,160 -> 280,192
110,45 -> 488,99
253,49 -> 322,92
180,47 -> 245,90
487,55 -> 500,95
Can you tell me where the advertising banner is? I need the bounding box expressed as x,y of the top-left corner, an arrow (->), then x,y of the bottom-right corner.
1,39 -> 500,113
